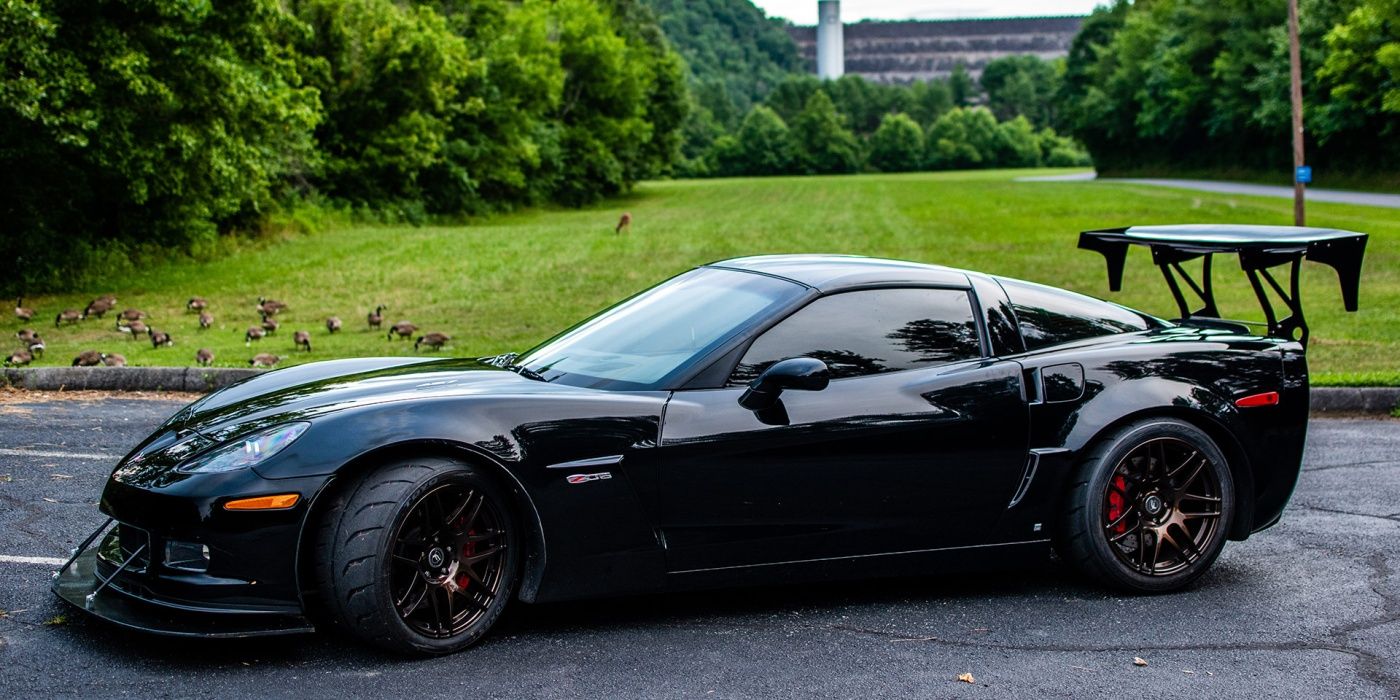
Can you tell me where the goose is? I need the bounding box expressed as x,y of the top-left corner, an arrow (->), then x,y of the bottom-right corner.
196,348 -> 214,366
55,308 -> 81,326
245,326 -> 266,346
387,321 -> 417,340
27,339 -> 44,357
325,316 -> 342,333
414,332 -> 450,351
95,294 -> 117,305
4,350 -> 32,367
293,330 -> 312,352
16,329 -> 39,344
257,297 -> 287,316
14,298 -> 34,322
149,329 -> 173,348
118,308 -> 147,322
249,353 -> 280,368
103,353 -> 127,367
367,306 -> 385,329
198,311 -> 214,329
72,350 -> 105,367
117,320 -> 148,338
186,297 -> 208,312
261,314 -> 279,335
83,298 -> 113,319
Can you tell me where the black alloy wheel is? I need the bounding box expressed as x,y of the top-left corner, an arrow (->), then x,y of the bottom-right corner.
1100,437 -> 1224,577
314,457 -> 519,654
389,483 -> 508,639
1058,419 -> 1235,592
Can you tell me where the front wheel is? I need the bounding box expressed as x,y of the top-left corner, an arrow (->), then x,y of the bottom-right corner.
314,457 -> 519,654
1058,419 -> 1235,593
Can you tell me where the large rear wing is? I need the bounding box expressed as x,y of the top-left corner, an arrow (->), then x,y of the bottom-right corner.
1078,224 -> 1368,345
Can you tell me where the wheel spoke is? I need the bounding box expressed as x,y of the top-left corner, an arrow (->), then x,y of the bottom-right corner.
1168,449 -> 1200,479
1106,504 -> 1137,532
1176,458 -> 1208,494
396,575 -> 427,613
428,585 -> 445,633
1144,530 -> 1162,573
443,489 -> 475,531
1174,526 -> 1202,562
1179,492 -> 1221,504
463,545 -> 504,565
1181,510 -> 1222,519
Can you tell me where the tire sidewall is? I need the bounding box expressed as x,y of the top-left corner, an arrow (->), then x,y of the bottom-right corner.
376,462 -> 521,655
1078,420 -> 1235,593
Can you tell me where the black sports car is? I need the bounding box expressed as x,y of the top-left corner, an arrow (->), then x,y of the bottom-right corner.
55,224 -> 1368,655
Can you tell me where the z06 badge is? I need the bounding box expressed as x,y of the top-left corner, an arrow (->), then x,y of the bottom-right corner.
566,472 -> 612,484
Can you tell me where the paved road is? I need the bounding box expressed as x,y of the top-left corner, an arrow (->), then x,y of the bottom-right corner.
1,395 -> 1397,698
1017,171 -> 1400,208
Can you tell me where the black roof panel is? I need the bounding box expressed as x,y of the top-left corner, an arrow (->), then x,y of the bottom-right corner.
707,254 -> 971,292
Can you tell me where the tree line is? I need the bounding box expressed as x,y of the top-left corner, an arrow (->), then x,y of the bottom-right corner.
680,66 -> 1089,178
1056,0 -> 1400,178
2,0 -> 686,292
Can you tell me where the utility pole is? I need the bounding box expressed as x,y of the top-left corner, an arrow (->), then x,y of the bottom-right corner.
1288,0 -> 1306,226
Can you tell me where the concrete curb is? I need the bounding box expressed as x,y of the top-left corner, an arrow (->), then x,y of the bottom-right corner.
2,367 -> 260,393
1310,387 -> 1400,415
1,368 -> 1396,413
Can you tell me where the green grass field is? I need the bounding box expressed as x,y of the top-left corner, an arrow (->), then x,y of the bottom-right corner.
7,168 -> 1398,385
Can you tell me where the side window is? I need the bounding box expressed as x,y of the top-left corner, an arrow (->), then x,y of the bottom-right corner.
728,288 -> 982,385
1000,278 -> 1151,351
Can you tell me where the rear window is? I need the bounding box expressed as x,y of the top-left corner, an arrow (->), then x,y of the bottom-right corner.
1000,278 -> 1151,351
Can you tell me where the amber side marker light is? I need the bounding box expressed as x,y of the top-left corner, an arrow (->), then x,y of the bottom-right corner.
224,493 -> 301,511
1235,392 -> 1280,408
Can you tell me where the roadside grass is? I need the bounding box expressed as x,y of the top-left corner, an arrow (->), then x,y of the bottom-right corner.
7,168 -> 1398,383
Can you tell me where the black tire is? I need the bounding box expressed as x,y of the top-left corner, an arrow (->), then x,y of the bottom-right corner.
314,456 -> 519,655
1058,419 -> 1235,593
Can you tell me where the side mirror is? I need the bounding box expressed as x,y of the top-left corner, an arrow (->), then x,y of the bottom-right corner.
738,357 -> 830,411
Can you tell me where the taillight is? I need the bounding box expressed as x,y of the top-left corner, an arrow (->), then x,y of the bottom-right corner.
1235,391 -> 1280,408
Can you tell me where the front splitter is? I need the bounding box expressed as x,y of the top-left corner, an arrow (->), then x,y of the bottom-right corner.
52,548 -> 315,639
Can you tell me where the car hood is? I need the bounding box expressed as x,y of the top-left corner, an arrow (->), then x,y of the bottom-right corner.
165,356 -> 569,441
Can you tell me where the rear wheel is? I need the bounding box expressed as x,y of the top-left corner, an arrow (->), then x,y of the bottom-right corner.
314,457 -> 518,654
1059,419 -> 1235,592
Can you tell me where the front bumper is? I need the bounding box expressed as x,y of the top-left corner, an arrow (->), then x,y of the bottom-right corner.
52,521 -> 315,638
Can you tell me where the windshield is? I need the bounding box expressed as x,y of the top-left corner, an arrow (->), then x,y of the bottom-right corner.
517,267 -> 806,390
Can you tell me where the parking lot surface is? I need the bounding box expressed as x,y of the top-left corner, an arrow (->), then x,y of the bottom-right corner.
0,394 -> 1396,698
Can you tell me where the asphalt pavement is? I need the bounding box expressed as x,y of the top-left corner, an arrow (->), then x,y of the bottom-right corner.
1,394 -> 1397,698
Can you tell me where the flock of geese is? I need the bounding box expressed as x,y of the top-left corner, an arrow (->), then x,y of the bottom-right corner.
6,296 -> 451,369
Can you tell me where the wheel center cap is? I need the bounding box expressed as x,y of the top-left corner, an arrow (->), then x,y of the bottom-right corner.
427,547 -> 445,568
1143,494 -> 1164,515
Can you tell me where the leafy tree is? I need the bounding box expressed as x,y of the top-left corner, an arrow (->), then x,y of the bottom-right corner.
867,113 -> 925,172
714,105 -> 795,175
980,55 -> 1061,127
294,0 -> 472,211
948,64 -> 976,106
0,0 -> 320,292
924,107 -> 1000,169
790,90 -> 861,174
643,0 -> 800,158
1037,127 -> 1093,166
907,79 -> 954,126
995,116 -> 1043,167
1315,0 -> 1400,161
763,75 -> 823,125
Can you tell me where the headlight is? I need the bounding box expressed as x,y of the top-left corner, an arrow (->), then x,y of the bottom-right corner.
177,422 -> 310,474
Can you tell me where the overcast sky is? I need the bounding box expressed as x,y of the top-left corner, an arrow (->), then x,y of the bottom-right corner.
752,1 -> 1104,24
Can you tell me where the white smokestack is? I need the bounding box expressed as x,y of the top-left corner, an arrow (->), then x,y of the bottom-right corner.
816,1 -> 844,80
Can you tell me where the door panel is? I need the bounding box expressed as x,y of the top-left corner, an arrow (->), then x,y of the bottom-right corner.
658,359 -> 1029,572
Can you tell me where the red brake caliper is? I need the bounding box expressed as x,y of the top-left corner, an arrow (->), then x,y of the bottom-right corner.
1107,475 -> 1128,534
